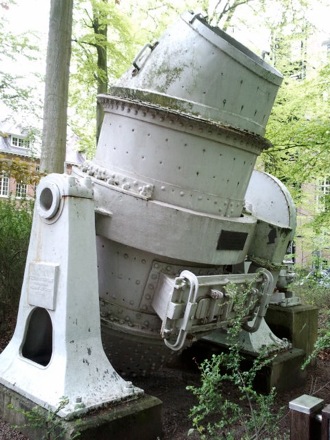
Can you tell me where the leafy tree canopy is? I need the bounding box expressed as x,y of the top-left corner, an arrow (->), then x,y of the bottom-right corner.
0,1 -> 43,121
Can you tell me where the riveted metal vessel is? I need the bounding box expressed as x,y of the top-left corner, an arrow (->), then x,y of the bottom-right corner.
73,12 -> 294,376
111,11 -> 283,136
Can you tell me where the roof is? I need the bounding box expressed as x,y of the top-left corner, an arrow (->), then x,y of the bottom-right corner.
0,121 -> 38,159
0,122 -> 85,165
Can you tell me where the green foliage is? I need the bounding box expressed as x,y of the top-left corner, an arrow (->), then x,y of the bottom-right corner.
0,198 -> 33,310
73,0 -> 135,85
8,397 -> 81,440
264,64 -> 330,184
0,154 -> 42,185
187,283 -> 285,439
69,0 -> 139,155
293,277 -> 330,310
292,273 -> 330,369
263,59 -> 330,244
0,1 -> 43,121
304,310 -> 330,367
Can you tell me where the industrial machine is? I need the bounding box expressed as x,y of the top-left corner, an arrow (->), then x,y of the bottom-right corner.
0,11 -> 297,418
74,11 -> 296,374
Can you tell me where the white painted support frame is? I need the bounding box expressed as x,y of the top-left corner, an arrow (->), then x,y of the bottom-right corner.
0,173 -> 143,419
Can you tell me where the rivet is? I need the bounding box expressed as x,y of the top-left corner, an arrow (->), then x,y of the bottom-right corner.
161,186 -> 166,191
180,191 -> 185,197
136,280 -> 141,285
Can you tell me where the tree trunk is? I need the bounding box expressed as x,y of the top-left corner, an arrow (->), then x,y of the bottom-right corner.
40,0 -> 74,173
93,1 -> 108,144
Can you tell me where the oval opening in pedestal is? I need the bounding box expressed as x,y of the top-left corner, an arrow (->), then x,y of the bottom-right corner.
22,307 -> 53,367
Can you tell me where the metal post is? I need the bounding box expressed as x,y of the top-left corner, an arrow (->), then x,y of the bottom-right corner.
322,404 -> 330,440
289,395 -> 324,440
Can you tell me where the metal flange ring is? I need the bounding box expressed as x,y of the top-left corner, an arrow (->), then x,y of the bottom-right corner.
37,180 -> 61,220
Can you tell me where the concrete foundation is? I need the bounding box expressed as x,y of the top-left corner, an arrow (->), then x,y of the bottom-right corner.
248,348 -> 307,393
266,304 -> 319,358
0,384 -> 163,440
179,339 -> 307,393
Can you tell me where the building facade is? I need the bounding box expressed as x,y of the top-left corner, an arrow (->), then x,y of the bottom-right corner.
0,124 -> 39,199
0,123 -> 85,200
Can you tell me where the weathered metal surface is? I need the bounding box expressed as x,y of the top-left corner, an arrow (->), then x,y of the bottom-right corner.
93,97 -> 270,218
0,174 -> 142,417
71,12 -> 294,374
289,395 -> 324,440
1,11 -> 297,380
111,11 -> 283,136
245,170 -> 296,265
152,268 -> 274,351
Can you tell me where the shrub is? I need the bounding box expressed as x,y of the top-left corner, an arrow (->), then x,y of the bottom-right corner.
187,282 -> 286,439
294,282 -> 330,310
0,198 -> 33,312
303,309 -> 330,368
292,270 -> 330,371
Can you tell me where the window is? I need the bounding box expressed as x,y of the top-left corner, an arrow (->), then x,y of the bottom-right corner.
16,182 -> 27,199
0,174 -> 9,197
317,177 -> 330,212
320,178 -> 330,195
11,135 -> 30,149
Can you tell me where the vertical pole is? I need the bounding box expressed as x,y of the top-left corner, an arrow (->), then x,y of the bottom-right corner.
322,404 -> 330,440
289,395 -> 324,440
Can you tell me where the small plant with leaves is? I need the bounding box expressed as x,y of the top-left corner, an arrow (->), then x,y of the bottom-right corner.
187,281 -> 286,440
8,397 -> 80,440
303,309 -> 330,369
